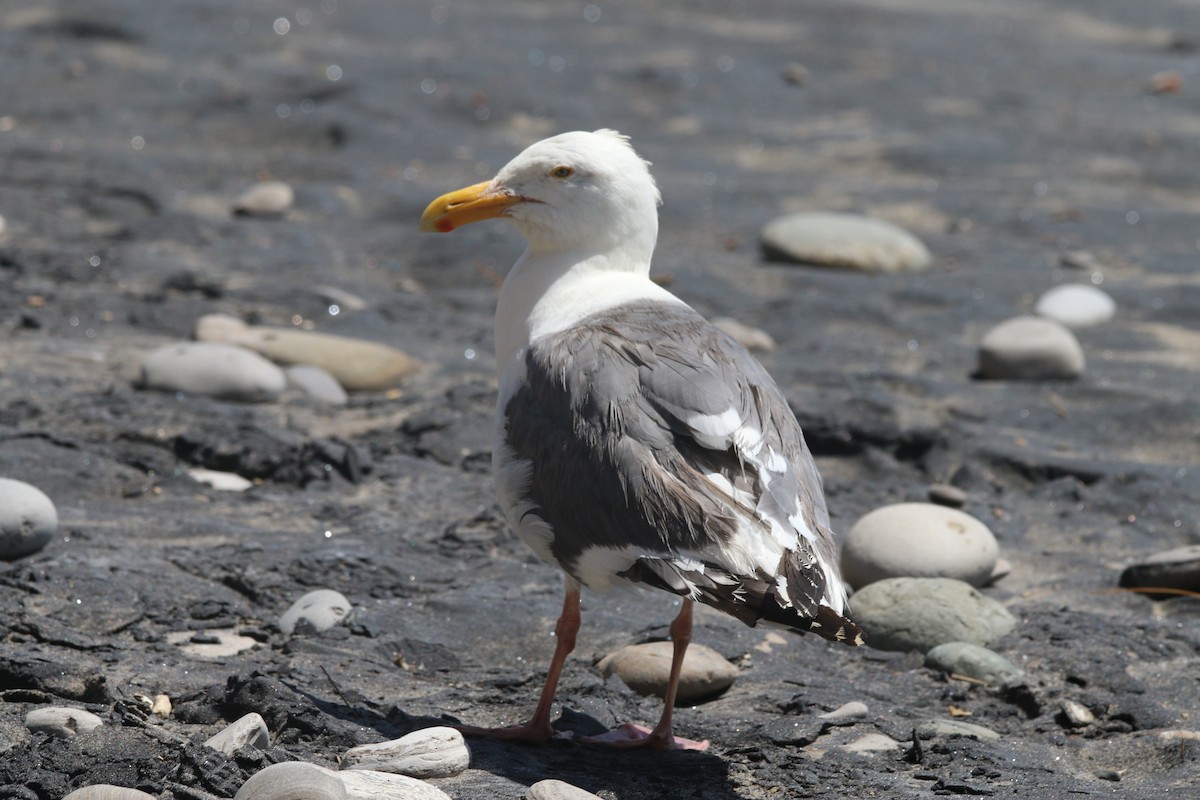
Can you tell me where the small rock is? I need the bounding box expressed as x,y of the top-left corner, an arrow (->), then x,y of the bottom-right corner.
233,181 -> 295,216
780,62 -> 809,86
205,712 -> 271,754
818,701 -> 869,725
841,503 -> 1000,588
151,694 -> 172,718
849,577 -> 1016,652
280,589 -> 353,637
286,365 -> 349,406
527,780 -> 604,800
925,642 -> 1024,685
987,558 -> 1013,585
341,726 -> 469,779
0,214 -> 6,236
63,787 -> 158,800
927,483 -> 967,508
188,467 -> 254,492
196,314 -> 419,392
25,707 -> 104,738
235,762 -> 347,800
1060,699 -> 1095,727
597,642 -> 737,704
839,732 -> 903,753
1118,545 -> 1200,598
1034,284 -> 1117,329
977,316 -> 1085,380
0,478 -> 58,560
712,317 -> 777,352
317,766 -> 451,800
1095,769 -> 1123,782
916,719 -> 1001,741
166,628 -> 258,658
1147,70 -> 1183,94
761,212 -> 932,273
1059,250 -> 1103,271
140,342 -> 286,401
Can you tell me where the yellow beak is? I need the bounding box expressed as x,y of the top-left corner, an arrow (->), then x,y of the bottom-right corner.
419,180 -> 522,233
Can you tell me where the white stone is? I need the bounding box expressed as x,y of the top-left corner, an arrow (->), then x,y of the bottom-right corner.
167,628 -> 258,658
188,467 -> 254,492
1035,284 -> 1116,329
761,212 -> 932,273
62,787 -> 158,800
712,317 -> 776,352
841,502 -> 1000,588
233,181 -> 294,216
280,589 -> 353,636
286,365 -> 349,406
205,712 -> 271,753
597,641 -> 737,704
818,701 -> 869,724
917,719 -> 1001,741
527,779 -> 604,800
25,707 -> 104,738
314,766 -> 451,800
840,732 -> 904,753
341,727 -> 468,779
977,316 -> 1084,380
141,342 -> 286,401
0,478 -> 58,560
849,577 -> 1016,652
235,762 -> 347,800
1061,699 -> 1095,727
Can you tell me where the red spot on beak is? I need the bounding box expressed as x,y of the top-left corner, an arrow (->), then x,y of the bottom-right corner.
436,219 -> 455,232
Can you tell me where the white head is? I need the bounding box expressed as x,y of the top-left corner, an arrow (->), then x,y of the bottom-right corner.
421,130 -> 661,266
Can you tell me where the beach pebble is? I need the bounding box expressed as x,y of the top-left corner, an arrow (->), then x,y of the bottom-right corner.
340,727 -> 468,779
713,317 -> 777,352
205,712 -> 271,754
235,762 -> 347,800
1034,284 -> 1116,329
927,483 -> 967,508
25,707 -> 104,738
196,314 -> 419,392
839,732 -> 904,754
527,780 -> 604,800
188,467 -> 254,492
916,719 -> 1001,741
1118,545 -> 1200,597
62,787 -> 158,800
761,212 -> 932,273
818,701 -> 869,725
287,365 -> 349,406
317,766 -> 451,800
849,577 -> 1016,652
0,478 -> 58,560
841,503 -> 1000,588
781,62 -> 810,86
141,342 -> 286,401
988,558 -> 1013,585
280,589 -> 353,636
977,316 -> 1085,380
1060,699 -> 1095,727
166,628 -> 258,658
925,642 -> 1024,685
233,181 -> 294,216
598,642 -> 737,704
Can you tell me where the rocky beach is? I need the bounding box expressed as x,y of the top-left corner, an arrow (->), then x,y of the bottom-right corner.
1,1 -> 1198,798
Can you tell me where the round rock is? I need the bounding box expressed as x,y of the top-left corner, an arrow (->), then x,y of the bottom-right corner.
761,212 -> 932,273
1118,545 -> 1200,598
286,365 -> 349,406
233,181 -> 294,216
340,726 -> 469,779
841,503 -> 1000,588
0,478 -> 58,560
1034,284 -> 1116,329
279,589 -> 353,637
140,342 -> 286,401
527,780 -> 604,800
977,316 -> 1084,380
63,787 -> 158,800
925,641 -> 1024,685
25,707 -> 104,738
235,762 -> 347,800
849,577 -> 1016,652
597,641 -> 737,704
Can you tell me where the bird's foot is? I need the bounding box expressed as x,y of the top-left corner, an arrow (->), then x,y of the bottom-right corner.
577,722 -> 710,751
452,720 -> 571,745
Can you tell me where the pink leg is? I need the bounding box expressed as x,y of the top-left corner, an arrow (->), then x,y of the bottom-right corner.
455,584 -> 580,743
580,599 -> 710,751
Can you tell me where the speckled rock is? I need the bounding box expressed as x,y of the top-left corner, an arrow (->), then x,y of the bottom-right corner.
0,478 -> 58,560
761,212 -> 932,273
140,342 -> 286,401
977,316 -> 1085,380
598,641 -> 737,704
340,727 -> 469,779
235,762 -> 347,800
279,589 -> 353,636
233,180 -> 294,216
841,503 -> 1000,588
1034,284 -> 1116,328
849,577 -> 1016,652
925,642 -> 1024,685
205,712 -> 271,754
25,707 -> 104,738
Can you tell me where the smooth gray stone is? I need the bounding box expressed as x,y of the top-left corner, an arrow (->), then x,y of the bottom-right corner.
341,727 -> 469,779
286,365 -> 349,406
233,181 -> 294,216
25,707 -> 104,738
0,477 -> 58,560
1119,545 -> 1200,597
63,787 -> 158,800
850,577 -> 1016,652
279,589 -> 353,637
234,762 -> 347,800
818,701 -> 869,725
977,316 -> 1084,380
761,212 -> 932,273
1035,284 -> 1116,329
926,642 -> 1024,685
527,780 -> 604,800
917,719 -> 1001,741
140,342 -> 286,401
204,712 -> 271,754
597,641 -> 737,704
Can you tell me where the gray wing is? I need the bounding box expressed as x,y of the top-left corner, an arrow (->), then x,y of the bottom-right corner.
504,300 -> 861,644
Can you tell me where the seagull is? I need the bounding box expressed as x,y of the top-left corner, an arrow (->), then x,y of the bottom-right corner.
419,129 -> 862,750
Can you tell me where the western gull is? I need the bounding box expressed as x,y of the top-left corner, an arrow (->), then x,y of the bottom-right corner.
419,129 -> 863,750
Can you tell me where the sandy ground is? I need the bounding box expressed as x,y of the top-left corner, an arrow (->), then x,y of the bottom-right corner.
0,1 -> 1198,798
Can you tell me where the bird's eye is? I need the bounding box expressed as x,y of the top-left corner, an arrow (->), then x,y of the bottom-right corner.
550,165 -> 574,179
